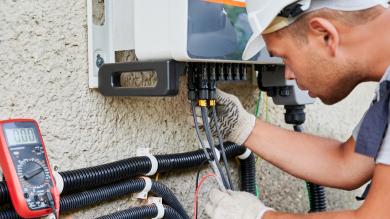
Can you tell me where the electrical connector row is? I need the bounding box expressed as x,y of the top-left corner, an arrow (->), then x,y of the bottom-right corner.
187,62 -> 249,191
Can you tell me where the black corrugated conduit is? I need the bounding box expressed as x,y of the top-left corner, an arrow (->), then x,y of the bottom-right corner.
307,182 -> 327,212
0,209 -> 20,219
96,204 -> 183,219
60,143 -> 247,193
61,178 -> 189,219
0,183 -> 9,204
240,153 -> 257,195
1,178 -> 188,219
0,145 -> 253,197
293,125 -> 327,212
0,142 -> 256,218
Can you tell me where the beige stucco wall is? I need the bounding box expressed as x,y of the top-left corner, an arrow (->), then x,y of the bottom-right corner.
0,0 -> 377,218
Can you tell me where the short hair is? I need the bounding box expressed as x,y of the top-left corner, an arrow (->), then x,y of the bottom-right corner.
278,5 -> 385,43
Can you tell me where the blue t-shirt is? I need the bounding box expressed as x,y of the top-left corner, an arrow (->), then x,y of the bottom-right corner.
353,65 -> 390,165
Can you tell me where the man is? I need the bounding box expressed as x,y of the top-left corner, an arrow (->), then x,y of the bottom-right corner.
205,0 -> 390,218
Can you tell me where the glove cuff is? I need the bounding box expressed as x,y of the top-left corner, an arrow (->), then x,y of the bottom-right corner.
256,207 -> 274,219
234,113 -> 256,145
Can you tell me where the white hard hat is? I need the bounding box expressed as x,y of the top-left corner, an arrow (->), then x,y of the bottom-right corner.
242,0 -> 389,60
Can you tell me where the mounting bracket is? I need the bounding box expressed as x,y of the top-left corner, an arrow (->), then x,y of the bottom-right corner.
87,0 -> 135,88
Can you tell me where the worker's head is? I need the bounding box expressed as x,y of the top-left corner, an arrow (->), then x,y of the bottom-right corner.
243,0 -> 389,104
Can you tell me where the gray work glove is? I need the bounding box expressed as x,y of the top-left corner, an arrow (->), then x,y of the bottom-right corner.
205,188 -> 273,219
210,89 -> 256,145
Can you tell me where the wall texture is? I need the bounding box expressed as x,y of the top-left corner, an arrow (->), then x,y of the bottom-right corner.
0,0 -> 377,218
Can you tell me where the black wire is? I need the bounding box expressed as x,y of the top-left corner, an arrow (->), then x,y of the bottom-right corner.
195,160 -> 209,219
200,107 -> 230,189
191,102 -> 213,162
211,106 -> 234,191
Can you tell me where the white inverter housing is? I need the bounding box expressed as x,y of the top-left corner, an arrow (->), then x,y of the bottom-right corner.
88,0 -> 261,88
88,0 -> 314,106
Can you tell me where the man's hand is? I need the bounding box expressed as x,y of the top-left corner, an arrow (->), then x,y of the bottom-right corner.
205,188 -> 273,219
209,89 -> 256,145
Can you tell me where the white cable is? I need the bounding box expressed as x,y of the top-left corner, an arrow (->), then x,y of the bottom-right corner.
213,147 -> 221,162
238,148 -> 252,160
134,177 -> 152,200
152,202 -> 165,219
210,162 -> 227,192
145,154 -> 158,176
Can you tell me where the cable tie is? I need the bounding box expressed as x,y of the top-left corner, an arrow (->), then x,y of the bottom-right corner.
237,148 -> 252,160
145,154 -> 158,176
45,213 -> 56,219
137,148 -> 159,176
53,170 -> 64,194
134,177 -> 152,200
152,202 -> 165,219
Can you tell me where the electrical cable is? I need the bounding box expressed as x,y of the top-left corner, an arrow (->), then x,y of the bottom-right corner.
293,124 -> 326,212
200,107 -> 230,190
193,173 -> 215,219
255,91 -> 262,118
265,94 -> 269,121
191,102 -> 213,163
194,160 -> 208,219
195,160 -> 209,189
211,106 -> 234,191
191,102 -> 226,191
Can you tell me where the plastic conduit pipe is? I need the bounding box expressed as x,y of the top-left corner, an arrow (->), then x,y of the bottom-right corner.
59,143 -> 246,193
97,204 -> 183,219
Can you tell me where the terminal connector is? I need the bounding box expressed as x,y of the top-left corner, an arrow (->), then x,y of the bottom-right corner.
198,64 -> 209,101
186,62 -> 251,105
209,64 -> 217,101
218,64 -> 225,81
233,64 -> 240,81
226,64 -> 233,81
187,65 -> 197,102
241,64 -> 247,81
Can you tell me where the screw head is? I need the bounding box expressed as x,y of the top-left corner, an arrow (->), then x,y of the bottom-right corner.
96,54 -> 104,68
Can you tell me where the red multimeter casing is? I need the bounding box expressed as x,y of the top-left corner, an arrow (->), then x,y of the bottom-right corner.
0,119 -> 60,218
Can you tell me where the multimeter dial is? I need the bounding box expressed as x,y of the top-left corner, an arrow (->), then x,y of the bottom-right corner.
19,159 -> 50,187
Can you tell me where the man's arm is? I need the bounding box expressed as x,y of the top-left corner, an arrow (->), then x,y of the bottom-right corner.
263,164 -> 390,219
244,119 -> 375,189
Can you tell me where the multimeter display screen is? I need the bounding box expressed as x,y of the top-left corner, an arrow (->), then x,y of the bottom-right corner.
4,128 -> 38,146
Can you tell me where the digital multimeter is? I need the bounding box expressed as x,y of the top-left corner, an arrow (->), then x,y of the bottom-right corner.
0,119 -> 60,218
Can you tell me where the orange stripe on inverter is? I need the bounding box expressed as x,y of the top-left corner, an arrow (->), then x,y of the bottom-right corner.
204,0 -> 246,7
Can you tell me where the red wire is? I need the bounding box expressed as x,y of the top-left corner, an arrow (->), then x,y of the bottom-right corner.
193,173 -> 216,219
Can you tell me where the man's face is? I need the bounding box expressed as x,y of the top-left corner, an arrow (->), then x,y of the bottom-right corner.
262,31 -> 363,105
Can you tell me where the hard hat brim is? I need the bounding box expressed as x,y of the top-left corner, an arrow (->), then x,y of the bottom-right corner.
242,33 -> 265,61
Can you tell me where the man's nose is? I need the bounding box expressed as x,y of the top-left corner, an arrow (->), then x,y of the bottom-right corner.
285,66 -> 296,80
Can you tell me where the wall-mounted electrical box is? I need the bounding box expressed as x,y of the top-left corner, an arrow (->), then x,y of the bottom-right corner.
87,0 -> 315,106
88,1 -> 261,88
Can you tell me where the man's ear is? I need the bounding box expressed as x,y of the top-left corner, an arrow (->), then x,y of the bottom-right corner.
308,17 -> 339,56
